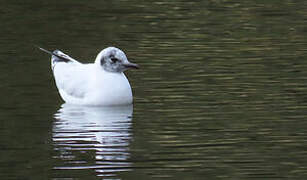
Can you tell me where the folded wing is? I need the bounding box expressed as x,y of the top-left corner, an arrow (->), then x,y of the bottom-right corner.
51,50 -> 90,101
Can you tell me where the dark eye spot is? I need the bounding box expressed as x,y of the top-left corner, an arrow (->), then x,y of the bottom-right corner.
111,58 -> 119,63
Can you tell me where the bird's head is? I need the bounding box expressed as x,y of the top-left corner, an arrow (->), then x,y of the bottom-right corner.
95,47 -> 139,73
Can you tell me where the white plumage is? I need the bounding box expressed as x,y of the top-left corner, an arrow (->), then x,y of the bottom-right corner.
40,47 -> 139,106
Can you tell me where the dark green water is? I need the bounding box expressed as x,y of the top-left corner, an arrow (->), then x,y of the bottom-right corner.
1,0 -> 307,179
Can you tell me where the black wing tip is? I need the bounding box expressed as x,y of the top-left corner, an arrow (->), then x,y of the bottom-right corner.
36,45 -> 71,63
36,45 -> 54,55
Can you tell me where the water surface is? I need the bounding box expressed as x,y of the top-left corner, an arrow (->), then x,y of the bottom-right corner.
1,0 -> 307,179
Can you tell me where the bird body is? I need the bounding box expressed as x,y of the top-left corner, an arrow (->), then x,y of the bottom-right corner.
39,47 -> 138,106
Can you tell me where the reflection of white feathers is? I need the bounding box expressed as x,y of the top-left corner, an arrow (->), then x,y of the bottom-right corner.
52,103 -> 133,175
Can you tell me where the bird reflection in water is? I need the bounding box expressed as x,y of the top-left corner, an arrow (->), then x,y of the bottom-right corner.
52,103 -> 133,178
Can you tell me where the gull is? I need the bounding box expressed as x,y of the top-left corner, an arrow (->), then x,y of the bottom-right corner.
39,46 -> 139,106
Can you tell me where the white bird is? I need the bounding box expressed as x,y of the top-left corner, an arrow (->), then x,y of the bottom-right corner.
39,47 -> 139,106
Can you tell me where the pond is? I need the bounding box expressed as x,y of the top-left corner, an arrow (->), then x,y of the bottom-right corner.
1,0 -> 307,179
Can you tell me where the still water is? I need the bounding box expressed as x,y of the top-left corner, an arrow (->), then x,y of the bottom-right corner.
1,0 -> 307,179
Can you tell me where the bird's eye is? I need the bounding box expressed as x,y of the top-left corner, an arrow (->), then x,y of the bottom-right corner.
111,58 -> 119,63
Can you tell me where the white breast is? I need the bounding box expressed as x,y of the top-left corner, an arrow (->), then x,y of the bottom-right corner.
53,63 -> 133,106
86,68 -> 133,106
